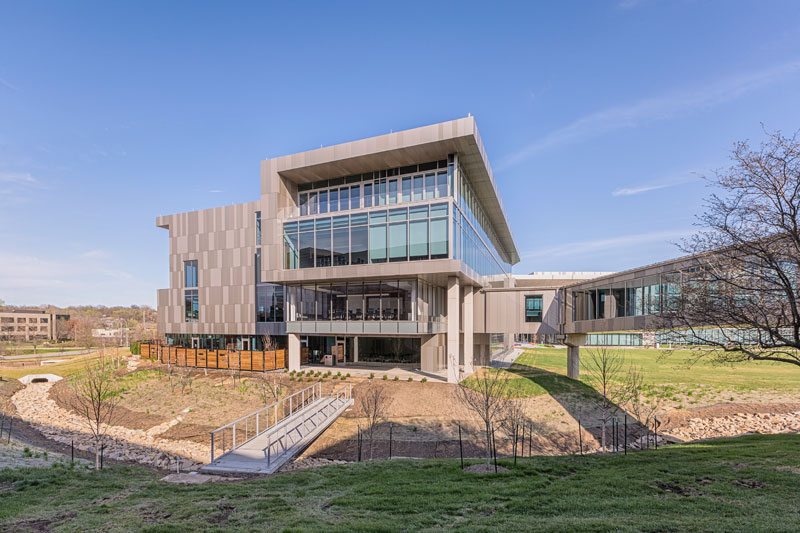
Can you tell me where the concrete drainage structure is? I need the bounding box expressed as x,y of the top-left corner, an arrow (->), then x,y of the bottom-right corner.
18,374 -> 64,385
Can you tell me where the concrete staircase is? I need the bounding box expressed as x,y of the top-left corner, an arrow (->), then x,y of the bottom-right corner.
202,383 -> 352,475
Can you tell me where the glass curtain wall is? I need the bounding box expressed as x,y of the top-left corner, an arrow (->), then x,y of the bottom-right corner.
452,160 -> 512,277
571,273 -> 685,321
288,279 -> 444,323
297,160 -> 449,216
284,204 -> 449,269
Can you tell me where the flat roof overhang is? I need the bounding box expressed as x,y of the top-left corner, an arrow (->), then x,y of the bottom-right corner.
263,117 -> 520,265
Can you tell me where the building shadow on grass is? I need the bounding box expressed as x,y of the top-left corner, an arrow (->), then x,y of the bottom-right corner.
504,356 -> 650,450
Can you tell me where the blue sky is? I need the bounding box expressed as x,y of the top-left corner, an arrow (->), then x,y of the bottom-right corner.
2,0 -> 800,307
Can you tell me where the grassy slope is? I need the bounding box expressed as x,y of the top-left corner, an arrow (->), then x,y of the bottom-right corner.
0,349 -> 129,380
0,435 -> 798,531
500,347 -> 800,398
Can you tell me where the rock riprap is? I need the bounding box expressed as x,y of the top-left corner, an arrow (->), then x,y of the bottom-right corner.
11,382 -> 209,470
669,411 -> 800,442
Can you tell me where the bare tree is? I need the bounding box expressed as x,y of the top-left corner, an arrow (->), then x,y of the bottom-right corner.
583,347 -> 635,452
624,365 -> 662,441
69,361 -> 122,469
175,366 -> 194,395
660,129 -> 800,367
455,368 -> 510,462
357,382 -> 393,460
499,397 -> 528,457
253,373 -> 283,405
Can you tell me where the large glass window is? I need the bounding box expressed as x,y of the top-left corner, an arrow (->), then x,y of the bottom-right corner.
255,211 -> 262,245
315,218 -> 331,268
363,183 -> 372,208
413,175 -> 424,201
184,260 -> 198,288
351,215 -> 368,265
347,282 -> 364,320
369,210 -> 387,264
332,216 -> 349,266
184,289 -> 198,322
329,189 -> 338,213
331,283 -> 347,320
299,221 -> 315,268
350,185 -> 360,209
525,295 -> 543,322
284,222 -> 299,269
256,283 -> 284,322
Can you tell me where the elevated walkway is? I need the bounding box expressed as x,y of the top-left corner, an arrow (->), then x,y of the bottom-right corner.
201,382 -> 352,475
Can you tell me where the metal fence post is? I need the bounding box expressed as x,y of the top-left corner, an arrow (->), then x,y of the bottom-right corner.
210,432 -> 215,462
233,425 -> 237,449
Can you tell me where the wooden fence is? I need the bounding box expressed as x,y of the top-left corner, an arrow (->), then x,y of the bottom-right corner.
139,343 -> 286,372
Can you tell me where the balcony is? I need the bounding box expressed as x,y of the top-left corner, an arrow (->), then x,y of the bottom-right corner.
286,320 -> 446,336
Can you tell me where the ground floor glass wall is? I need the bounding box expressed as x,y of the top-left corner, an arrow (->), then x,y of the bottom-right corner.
358,336 -> 420,364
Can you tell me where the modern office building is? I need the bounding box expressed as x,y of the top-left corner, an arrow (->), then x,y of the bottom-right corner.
0,309 -> 70,342
157,117 -> 540,382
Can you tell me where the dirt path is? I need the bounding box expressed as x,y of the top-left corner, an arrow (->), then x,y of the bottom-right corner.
11,382 -> 209,469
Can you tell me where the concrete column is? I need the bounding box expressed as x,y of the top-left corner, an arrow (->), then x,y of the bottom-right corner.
353,336 -> 359,363
447,276 -> 461,383
463,285 -> 474,376
565,333 -> 586,380
288,333 -> 301,371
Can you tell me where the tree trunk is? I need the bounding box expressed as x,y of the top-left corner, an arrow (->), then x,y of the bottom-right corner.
95,440 -> 101,470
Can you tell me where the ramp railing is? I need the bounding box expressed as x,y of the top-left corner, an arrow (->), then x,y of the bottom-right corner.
210,381 -> 322,462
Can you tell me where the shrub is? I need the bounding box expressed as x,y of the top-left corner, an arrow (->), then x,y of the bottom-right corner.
407,377 -> 413,382
368,373 -> 374,380
129,341 -> 141,355
393,376 -> 399,381
382,374 -> 388,381
421,377 -> 427,383
346,373 -> 351,378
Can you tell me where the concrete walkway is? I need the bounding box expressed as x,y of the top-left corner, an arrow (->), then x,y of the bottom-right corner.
490,347 -> 523,368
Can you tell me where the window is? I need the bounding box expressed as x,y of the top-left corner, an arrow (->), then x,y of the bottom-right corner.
255,211 -> 262,245
525,295 -> 543,323
256,284 -> 284,322
184,260 -> 198,288
184,289 -> 199,322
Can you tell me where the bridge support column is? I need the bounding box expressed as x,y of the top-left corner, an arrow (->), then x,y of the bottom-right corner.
565,333 -> 586,380
446,276 -> 461,384
463,285 -> 475,376
288,333 -> 301,372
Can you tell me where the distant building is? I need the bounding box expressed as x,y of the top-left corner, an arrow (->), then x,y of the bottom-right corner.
91,327 -> 131,344
0,310 -> 71,342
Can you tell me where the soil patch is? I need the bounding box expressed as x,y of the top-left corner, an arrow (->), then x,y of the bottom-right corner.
159,422 -> 215,444
49,379 -> 167,431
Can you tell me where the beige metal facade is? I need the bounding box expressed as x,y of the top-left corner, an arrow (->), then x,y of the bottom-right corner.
159,117 -> 602,382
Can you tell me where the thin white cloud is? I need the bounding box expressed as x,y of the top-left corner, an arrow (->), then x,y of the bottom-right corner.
0,171 -> 39,186
80,249 -> 111,259
499,60 -> 800,170
0,77 -> 20,92
522,229 -> 692,260
209,189 -> 223,193
612,172 -> 700,197
0,171 -> 44,205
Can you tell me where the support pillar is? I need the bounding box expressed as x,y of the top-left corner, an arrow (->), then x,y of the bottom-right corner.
288,333 -> 301,372
446,276 -> 461,383
565,333 -> 586,380
463,285 -> 474,376
353,336 -> 359,363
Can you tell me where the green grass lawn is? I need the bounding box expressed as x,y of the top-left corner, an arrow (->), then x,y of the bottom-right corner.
499,347 -> 800,399
0,435 -> 798,531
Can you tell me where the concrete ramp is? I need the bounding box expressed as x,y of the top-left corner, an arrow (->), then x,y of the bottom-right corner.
201,383 -> 352,475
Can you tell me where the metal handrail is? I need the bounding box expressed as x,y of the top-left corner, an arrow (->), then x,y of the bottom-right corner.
210,381 -> 322,462
262,383 -> 352,466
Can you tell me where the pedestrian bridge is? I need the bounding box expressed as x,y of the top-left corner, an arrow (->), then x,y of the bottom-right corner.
201,382 -> 353,475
